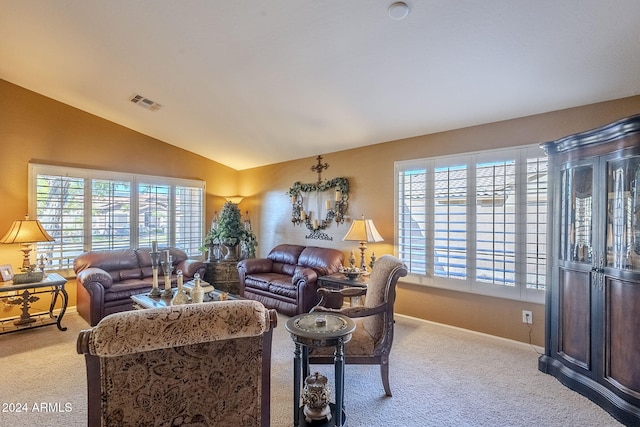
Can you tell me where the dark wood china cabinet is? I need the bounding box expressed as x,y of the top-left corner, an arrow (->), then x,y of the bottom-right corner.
539,114 -> 640,425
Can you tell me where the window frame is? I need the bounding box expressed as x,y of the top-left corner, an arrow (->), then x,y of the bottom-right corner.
29,163 -> 205,272
395,144 -> 547,304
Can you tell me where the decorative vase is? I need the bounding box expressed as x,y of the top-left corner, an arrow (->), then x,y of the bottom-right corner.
222,240 -> 239,261
191,273 -> 205,303
172,270 -> 190,305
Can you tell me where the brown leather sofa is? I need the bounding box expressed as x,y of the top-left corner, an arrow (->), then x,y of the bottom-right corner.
237,244 -> 344,316
74,247 -> 206,326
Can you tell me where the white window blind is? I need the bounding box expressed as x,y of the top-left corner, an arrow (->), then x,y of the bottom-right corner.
175,185 -> 205,256
138,182 -> 171,249
91,179 -> 131,251
35,174 -> 85,269
525,157 -> 548,290
397,168 -> 428,274
395,145 -> 547,302
30,164 -> 205,270
475,160 -> 516,286
434,164 -> 468,280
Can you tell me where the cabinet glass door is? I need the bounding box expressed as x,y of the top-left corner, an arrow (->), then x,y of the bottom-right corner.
606,155 -> 640,271
560,164 -> 594,263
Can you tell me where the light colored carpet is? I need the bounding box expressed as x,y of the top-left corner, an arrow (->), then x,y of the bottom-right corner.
0,311 -> 623,426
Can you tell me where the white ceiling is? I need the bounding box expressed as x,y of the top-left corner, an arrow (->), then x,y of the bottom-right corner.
2,1 -> 640,170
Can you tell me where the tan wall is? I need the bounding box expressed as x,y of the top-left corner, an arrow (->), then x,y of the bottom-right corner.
0,80 -> 237,317
239,95 -> 640,346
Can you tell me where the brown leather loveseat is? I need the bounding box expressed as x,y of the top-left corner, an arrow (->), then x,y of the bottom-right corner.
237,244 -> 344,316
74,247 -> 206,325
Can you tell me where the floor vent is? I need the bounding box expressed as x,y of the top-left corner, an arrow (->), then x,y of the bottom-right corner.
130,94 -> 162,111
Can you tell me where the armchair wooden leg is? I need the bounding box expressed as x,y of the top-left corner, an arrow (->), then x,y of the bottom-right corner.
381,356 -> 392,397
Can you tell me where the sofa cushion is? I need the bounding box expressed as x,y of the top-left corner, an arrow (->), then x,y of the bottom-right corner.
136,247 -> 188,268
104,279 -> 154,302
268,281 -> 297,299
74,249 -> 140,283
298,246 -> 343,276
267,244 -> 305,265
119,268 -> 143,281
271,262 -> 298,276
243,273 -> 290,292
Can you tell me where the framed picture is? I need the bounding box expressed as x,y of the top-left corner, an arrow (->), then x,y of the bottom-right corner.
0,264 -> 14,282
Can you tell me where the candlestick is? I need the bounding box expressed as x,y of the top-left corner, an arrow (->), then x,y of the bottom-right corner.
313,219 -> 319,230
300,210 -> 306,221
161,258 -> 173,298
335,190 -> 340,201
148,249 -> 161,297
325,200 -> 331,210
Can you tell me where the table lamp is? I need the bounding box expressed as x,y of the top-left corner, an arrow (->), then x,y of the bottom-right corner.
342,215 -> 384,271
0,215 -> 55,278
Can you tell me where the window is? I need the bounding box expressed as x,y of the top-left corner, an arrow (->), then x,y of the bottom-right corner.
395,145 -> 547,302
30,164 -> 205,271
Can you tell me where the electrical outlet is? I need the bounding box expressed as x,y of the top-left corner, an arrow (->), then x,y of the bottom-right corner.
522,310 -> 533,324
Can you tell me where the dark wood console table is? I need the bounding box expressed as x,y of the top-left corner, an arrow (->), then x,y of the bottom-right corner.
0,273 -> 68,334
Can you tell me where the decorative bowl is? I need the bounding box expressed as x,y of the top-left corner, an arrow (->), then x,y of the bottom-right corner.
342,270 -> 363,280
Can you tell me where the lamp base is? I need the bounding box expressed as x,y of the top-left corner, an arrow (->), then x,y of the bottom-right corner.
14,316 -> 37,326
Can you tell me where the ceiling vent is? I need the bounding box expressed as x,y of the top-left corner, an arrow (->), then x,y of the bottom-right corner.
130,94 -> 162,111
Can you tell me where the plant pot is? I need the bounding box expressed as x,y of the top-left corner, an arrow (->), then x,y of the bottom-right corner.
222,241 -> 239,261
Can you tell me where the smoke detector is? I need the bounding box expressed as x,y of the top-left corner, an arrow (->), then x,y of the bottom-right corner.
388,2 -> 410,20
130,94 -> 163,111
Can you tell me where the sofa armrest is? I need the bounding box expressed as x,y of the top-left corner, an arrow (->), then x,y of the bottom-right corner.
176,259 -> 206,278
292,267 -> 321,313
77,267 -> 114,290
238,258 -> 274,275
292,267 -> 318,286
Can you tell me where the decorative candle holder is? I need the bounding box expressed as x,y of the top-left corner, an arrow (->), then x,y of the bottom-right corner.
301,372 -> 332,422
149,250 -> 162,297
161,252 -> 174,298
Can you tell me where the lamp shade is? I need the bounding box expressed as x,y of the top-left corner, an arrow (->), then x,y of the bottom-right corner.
225,196 -> 244,204
342,216 -> 384,243
0,218 -> 55,244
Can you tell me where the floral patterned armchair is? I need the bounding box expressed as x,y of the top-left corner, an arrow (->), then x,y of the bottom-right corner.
77,300 -> 277,427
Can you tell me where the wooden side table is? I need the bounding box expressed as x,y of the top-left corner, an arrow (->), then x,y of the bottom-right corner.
0,273 -> 68,334
317,273 -> 368,308
204,260 -> 239,294
286,313 -> 356,427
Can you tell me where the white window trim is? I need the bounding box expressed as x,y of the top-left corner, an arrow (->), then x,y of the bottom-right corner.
395,144 -> 546,304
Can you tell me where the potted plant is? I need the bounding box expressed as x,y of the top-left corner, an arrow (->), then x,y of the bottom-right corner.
203,202 -> 257,260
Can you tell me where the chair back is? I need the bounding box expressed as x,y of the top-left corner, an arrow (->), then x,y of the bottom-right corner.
362,255 -> 408,342
77,300 -> 277,427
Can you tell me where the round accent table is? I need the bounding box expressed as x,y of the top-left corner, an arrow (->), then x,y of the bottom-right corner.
285,312 -> 356,427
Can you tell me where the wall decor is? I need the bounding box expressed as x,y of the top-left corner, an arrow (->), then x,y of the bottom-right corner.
288,177 -> 349,240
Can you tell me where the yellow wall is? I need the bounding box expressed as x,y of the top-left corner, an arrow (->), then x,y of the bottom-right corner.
3,78 -> 640,345
239,95 -> 640,346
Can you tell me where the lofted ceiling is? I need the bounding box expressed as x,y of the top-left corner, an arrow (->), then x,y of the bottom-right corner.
2,1 -> 640,170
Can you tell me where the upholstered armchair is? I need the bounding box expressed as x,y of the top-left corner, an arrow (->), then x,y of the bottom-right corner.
310,254 -> 408,396
77,300 -> 277,427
